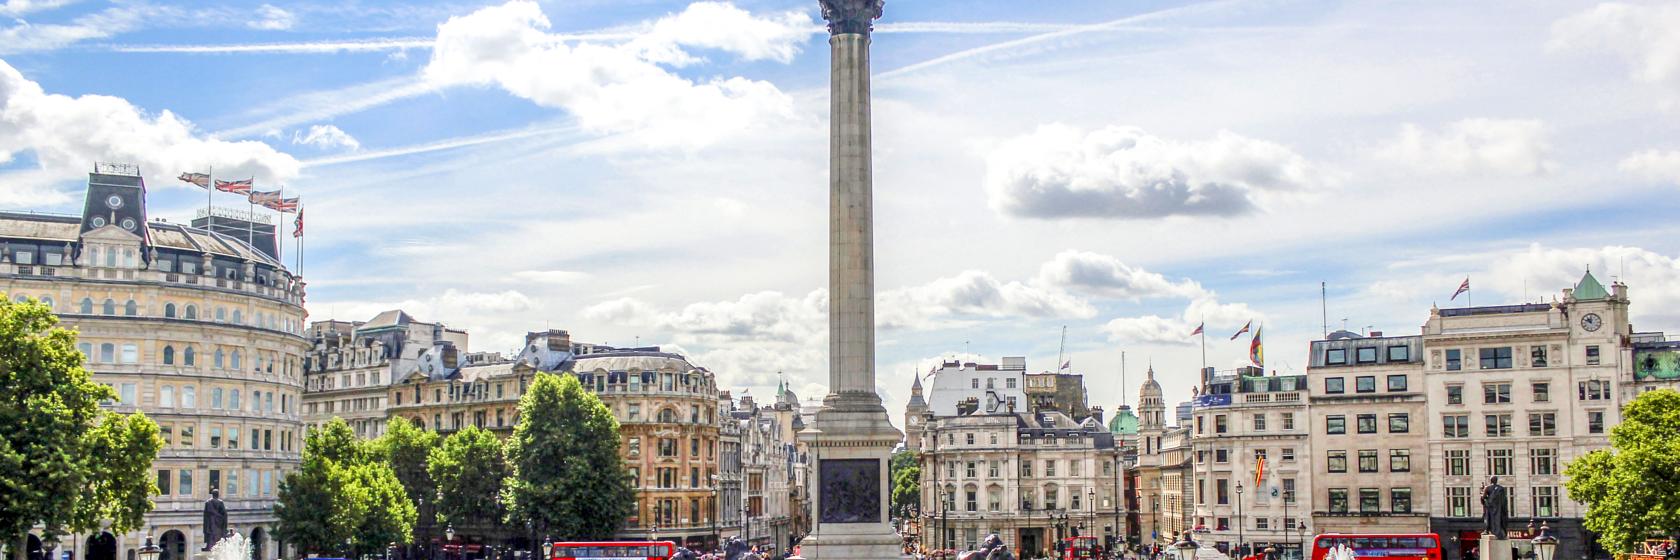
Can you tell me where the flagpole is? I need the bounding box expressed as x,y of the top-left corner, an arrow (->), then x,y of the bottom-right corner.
276,185 -> 284,263
205,165 -> 214,235
1467,276 -> 1472,308
1200,314 -> 1207,374
246,183 -> 256,247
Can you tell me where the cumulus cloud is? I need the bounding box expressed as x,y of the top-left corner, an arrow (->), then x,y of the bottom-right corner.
320,289 -> 538,352
878,270 -> 1096,329
291,124 -> 361,151
422,0 -> 805,150
510,270 -> 588,284
248,4 -> 295,30
1550,3 -> 1680,96
0,0 -> 76,17
1102,297 -> 1265,345
984,124 -> 1321,219
0,4 -> 156,54
1376,119 -> 1556,175
1034,249 -> 1207,300
0,58 -> 300,205
585,290 -> 827,344
1620,149 -> 1680,184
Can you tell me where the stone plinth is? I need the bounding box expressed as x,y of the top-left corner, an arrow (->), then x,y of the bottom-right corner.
799,411 -> 904,560
1480,536 -> 1513,560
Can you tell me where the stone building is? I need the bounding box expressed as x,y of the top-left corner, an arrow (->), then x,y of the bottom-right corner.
1305,331 -> 1429,536
1422,273 -> 1628,560
1025,371 -> 1092,419
0,165 -> 309,560
733,388 -> 802,554
924,358 -> 1028,417
1191,368 -> 1311,559
301,311 -> 466,438
904,374 -> 930,452
1132,367 -> 1195,550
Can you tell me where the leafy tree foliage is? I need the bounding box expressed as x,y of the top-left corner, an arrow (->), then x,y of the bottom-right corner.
890,450 -> 921,519
431,425 -> 508,526
276,418 -> 414,556
374,417 -> 439,511
1566,389 -> 1680,552
0,295 -> 161,550
503,373 -> 634,540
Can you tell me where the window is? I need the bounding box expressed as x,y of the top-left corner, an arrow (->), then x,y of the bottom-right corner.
1356,376 -> 1376,393
1480,347 -> 1513,369
1447,384 -> 1463,404
1046,460 -> 1057,476
1531,448 -> 1557,476
1389,413 -> 1410,433
966,434 -> 975,445
1448,486 -> 1471,517
989,461 -> 999,478
971,378 -> 979,389
184,304 -> 197,320
1530,382 -> 1552,404
180,425 -> 195,447
1327,415 -> 1346,435
183,346 -> 195,366
1387,374 -> 1408,391
966,489 -> 978,512
1443,415 -> 1470,438
1326,348 -> 1347,365
1255,518 -> 1268,530
1587,345 -> 1601,365
160,386 -> 174,408
1357,414 -> 1377,434
179,469 -> 193,496
163,346 -> 175,365
966,462 -> 977,478
1391,488 -> 1413,513
102,299 -> 115,315
1357,347 -> 1378,364
1358,450 -> 1378,472
659,438 -> 677,457
1531,346 -> 1548,367
1580,380 -> 1610,400
1390,449 -> 1411,472
99,343 -> 114,363
1485,414 -> 1513,437
165,303 -> 177,318
1253,414 -> 1267,431
229,390 -> 239,410
1215,449 -> 1228,463
156,469 -> 171,495
80,298 -> 93,314
1217,479 -> 1229,505
1388,345 -> 1410,362
1281,448 -> 1295,462
1326,377 -> 1345,394
124,300 -> 136,316
1327,451 -> 1347,473
181,386 -> 196,408
1529,485 -> 1558,517
120,344 -> 137,364
1328,489 -> 1348,513
118,383 -> 136,404
1007,378 -> 1017,389
1589,411 -> 1605,434
1216,415 -> 1228,434
1283,412 -> 1295,430
1360,489 -> 1380,513
1487,449 -> 1514,476
1283,478 -> 1296,503
1483,382 -> 1512,404
1020,460 -> 1032,477
211,388 -> 224,409
1529,413 -> 1557,436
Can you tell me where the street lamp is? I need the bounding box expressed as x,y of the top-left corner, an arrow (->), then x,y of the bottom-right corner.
1087,488 -> 1097,541
541,540 -> 553,560
138,535 -> 161,560
1235,481 -> 1245,560
1532,523 -> 1558,560
444,525 -> 454,560
712,474 -> 722,550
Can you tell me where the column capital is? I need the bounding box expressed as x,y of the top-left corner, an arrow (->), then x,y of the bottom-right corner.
818,0 -> 883,35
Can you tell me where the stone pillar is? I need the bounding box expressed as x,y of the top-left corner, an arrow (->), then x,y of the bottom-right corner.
800,1 -> 906,560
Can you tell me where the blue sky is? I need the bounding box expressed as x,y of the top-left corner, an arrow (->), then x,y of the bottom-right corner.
5,0 -> 1680,426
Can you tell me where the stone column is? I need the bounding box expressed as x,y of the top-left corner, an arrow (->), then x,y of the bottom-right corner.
800,1 -> 906,560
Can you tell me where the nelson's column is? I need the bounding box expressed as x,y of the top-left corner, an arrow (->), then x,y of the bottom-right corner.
799,1 -> 906,559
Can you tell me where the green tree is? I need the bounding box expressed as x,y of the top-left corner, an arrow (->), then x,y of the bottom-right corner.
430,425 -> 508,526
0,296 -> 161,557
374,417 -> 439,510
503,373 -> 634,540
276,418 -> 414,556
349,462 -> 418,558
890,450 -> 921,519
1566,389 -> 1680,552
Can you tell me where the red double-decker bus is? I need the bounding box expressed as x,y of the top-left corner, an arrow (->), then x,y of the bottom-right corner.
1310,534 -> 1442,560
547,541 -> 676,560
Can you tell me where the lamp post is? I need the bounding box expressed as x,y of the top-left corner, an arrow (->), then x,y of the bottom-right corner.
541,541 -> 553,560
1532,523 -> 1558,560
445,525 -> 455,560
138,535 -> 161,560
1088,488 -> 1097,542
712,473 -> 722,550
1235,481 -> 1245,560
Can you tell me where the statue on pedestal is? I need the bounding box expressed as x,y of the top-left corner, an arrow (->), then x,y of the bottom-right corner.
203,488 -> 228,551
1481,477 -> 1509,538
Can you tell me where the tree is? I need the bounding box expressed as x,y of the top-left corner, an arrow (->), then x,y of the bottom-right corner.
0,296 -> 161,558
374,417 -> 439,511
1566,389 -> 1680,552
276,418 -> 414,556
503,373 -> 634,540
890,450 -> 921,519
430,425 -> 508,527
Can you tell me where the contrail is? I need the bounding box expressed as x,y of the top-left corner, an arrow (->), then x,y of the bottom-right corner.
302,124 -> 583,168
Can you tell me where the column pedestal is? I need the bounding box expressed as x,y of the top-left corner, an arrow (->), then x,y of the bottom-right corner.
1480,536 -> 1512,560
799,405 -> 906,560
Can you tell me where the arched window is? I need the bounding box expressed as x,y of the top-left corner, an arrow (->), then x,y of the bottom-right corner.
230,389 -> 241,410
102,299 -> 115,315
163,346 -> 175,365
215,348 -> 225,369
39,296 -> 52,310
86,247 -> 99,267
216,307 -> 226,322
184,305 -> 197,320
165,303 -> 177,318
232,310 -> 242,324
232,350 -> 242,370
99,343 -> 114,363
181,386 -> 196,408
80,298 -> 93,314
160,385 -> 174,407
124,300 -> 137,316
659,408 -> 678,423
184,346 -> 196,366
103,247 -> 116,267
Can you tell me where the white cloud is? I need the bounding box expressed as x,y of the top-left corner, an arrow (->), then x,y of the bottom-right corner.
1620,149 -> 1680,184
626,1 -> 813,66
0,58 -> 300,204
320,289 -> 538,353
1099,315 -> 1192,345
1102,297 -> 1265,345
1376,119 -> 1556,176
984,124 -> 1321,219
248,4 -> 295,31
510,270 -> 588,285
422,0 -> 803,150
0,4 -> 156,54
1550,3 -> 1680,94
0,0 -> 75,17
1034,249 -> 1207,300
290,124 -> 361,151
878,270 -> 1096,330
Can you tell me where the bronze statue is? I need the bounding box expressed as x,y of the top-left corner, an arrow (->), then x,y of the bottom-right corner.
203,488 -> 228,551
1481,477 -> 1509,538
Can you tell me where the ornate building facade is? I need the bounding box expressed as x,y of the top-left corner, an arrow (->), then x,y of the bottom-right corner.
302,311 -> 467,438
1190,368 -> 1311,558
0,166 -> 309,560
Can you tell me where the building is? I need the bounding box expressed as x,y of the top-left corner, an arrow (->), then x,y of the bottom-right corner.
301,310 -> 467,438
1422,273 -> 1627,560
1191,368 -> 1311,558
733,388 -> 802,554
905,374 -> 931,452
190,207 -> 277,261
924,358 -> 1028,417
718,392 -> 745,544
0,165 -> 309,560
1305,332 -> 1430,535
1025,371 -> 1092,419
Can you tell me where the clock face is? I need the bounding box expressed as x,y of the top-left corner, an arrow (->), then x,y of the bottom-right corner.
105,195 -> 123,209
1582,313 -> 1603,332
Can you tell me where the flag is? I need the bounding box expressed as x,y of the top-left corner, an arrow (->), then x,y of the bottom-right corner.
1452,278 -> 1470,301
248,189 -> 283,204
214,178 -> 254,194
262,197 -> 300,213
177,172 -> 210,189
1255,455 -> 1266,487
292,207 -> 304,238
1230,320 -> 1252,340
1191,322 -> 1204,336
1249,326 -> 1264,368
1060,360 -> 1071,371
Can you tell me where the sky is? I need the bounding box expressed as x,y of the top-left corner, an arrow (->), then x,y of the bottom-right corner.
4,0 -> 1680,430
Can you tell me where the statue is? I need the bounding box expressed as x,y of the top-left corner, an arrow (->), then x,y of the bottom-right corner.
203,488 -> 229,551
1481,477 -> 1509,538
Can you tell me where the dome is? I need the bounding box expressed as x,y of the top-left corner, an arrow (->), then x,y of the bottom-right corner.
1140,365 -> 1163,398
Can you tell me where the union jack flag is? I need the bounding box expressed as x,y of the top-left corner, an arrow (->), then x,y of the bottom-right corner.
261,197 -> 300,213
214,178 -> 253,194
248,190 -> 283,204
177,172 -> 210,189
292,207 -> 304,238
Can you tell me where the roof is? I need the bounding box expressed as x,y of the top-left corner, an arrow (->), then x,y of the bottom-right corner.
1108,407 -> 1139,434
1575,270 -> 1609,300
1438,303 -> 1553,317
569,351 -> 699,373
0,211 -> 285,268
362,310 -> 417,331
